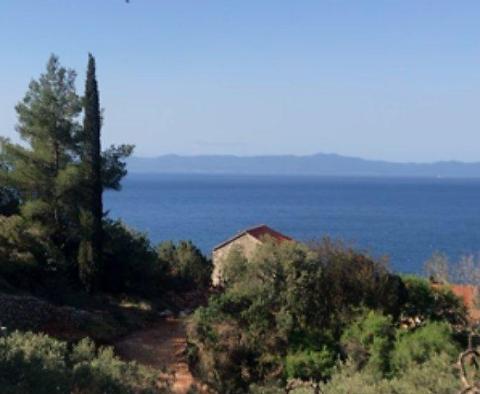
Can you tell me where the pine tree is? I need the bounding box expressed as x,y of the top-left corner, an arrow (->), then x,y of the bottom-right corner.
78,54 -> 103,292
0,54 -> 134,290
0,55 -> 82,265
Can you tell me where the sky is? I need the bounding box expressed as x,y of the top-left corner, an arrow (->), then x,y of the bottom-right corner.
0,1 -> 479,162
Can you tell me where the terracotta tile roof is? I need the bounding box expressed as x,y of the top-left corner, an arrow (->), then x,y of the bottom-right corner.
450,284 -> 477,310
436,284 -> 480,321
213,224 -> 292,251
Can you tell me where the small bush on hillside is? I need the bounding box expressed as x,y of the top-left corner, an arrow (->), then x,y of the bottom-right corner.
0,331 -> 165,394
340,310 -> 394,377
285,347 -> 336,382
318,352 -> 460,394
0,215 -> 51,291
339,311 -> 460,380
390,321 -> 459,373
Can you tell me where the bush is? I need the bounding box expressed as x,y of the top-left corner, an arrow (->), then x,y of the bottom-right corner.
188,239 -> 468,392
157,240 -> 212,290
0,215 -> 47,291
340,313 -> 459,380
188,239 -> 409,392
318,352 -> 460,394
0,330 -> 70,393
390,322 -> 459,373
285,347 -> 336,382
340,310 -> 394,377
219,246 -> 249,287
103,219 -> 164,295
401,275 -> 467,326
0,331 -> 165,394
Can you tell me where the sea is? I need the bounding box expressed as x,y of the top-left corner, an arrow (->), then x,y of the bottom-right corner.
104,174 -> 480,274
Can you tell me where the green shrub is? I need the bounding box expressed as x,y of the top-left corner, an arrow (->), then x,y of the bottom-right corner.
401,275 -> 467,326
188,239 -> 409,392
0,331 -> 165,394
390,322 -> 459,373
157,240 -> 212,290
103,219 -> 164,295
0,331 -> 70,393
340,310 -> 394,377
285,347 -> 336,381
319,352 -> 460,394
220,246 -> 249,286
0,215 -> 46,291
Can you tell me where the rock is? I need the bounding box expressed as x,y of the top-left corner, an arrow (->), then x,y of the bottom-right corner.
179,308 -> 192,318
0,293 -> 112,341
159,309 -> 173,318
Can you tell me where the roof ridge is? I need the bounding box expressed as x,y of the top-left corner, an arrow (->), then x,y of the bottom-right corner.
213,224 -> 292,251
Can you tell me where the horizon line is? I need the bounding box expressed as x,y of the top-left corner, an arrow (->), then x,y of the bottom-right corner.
130,152 -> 480,166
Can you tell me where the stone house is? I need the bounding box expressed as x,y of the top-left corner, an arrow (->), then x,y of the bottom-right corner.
212,224 -> 292,286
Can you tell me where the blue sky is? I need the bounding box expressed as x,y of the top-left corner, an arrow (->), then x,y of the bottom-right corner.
0,1 -> 479,162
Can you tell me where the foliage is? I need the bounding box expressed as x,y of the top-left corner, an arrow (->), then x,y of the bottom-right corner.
188,239 -> 410,392
102,144 -> 135,190
0,54 -> 132,293
252,351 -> 461,393
78,53 -> 103,292
285,347 -> 336,382
340,311 -> 459,378
220,245 -> 249,286
0,186 -> 19,216
157,240 -> 212,290
102,219 -> 162,295
0,215 -> 52,291
340,310 -> 394,377
0,331 -> 166,394
390,321 -> 459,373
400,275 -> 467,326
0,55 -> 83,267
318,352 -> 460,394
78,211 -> 100,292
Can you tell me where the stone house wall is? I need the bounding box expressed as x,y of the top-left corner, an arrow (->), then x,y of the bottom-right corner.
212,233 -> 262,286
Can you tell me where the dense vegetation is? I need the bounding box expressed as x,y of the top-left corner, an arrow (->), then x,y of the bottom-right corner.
0,331 -> 165,394
0,55 -> 212,300
187,239 -> 468,393
0,55 -> 212,393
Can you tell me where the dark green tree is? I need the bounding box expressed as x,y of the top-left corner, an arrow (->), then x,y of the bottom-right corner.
77,54 -> 134,291
78,54 -> 103,291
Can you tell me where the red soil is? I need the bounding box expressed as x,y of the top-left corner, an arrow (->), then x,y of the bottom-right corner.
115,317 -> 206,394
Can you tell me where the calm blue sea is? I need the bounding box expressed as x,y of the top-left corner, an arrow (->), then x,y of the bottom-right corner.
104,174 -> 480,274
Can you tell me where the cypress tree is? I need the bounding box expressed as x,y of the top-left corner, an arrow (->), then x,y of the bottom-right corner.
78,54 -> 103,291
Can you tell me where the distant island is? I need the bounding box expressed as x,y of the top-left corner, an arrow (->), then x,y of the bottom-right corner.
128,153 -> 480,178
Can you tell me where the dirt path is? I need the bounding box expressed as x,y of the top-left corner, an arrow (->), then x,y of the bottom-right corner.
115,317 -> 203,394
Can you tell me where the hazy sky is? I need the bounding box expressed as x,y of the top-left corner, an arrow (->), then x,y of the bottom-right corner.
1,1 -> 479,162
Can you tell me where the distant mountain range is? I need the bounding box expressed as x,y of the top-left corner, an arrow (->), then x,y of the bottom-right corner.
127,153 -> 480,178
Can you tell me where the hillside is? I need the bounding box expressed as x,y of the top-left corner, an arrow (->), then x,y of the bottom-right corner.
127,153 -> 480,177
